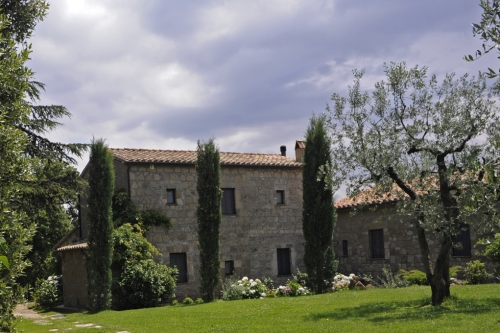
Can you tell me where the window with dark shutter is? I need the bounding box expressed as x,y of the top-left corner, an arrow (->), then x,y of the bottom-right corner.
452,224 -> 471,257
225,260 -> 234,276
342,240 -> 348,256
170,253 -> 188,283
277,248 -> 291,275
369,229 -> 384,259
276,190 -> 285,205
221,188 -> 236,215
166,189 -> 176,204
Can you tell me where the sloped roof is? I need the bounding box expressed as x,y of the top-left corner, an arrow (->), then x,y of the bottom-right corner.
108,148 -> 302,167
334,188 -> 400,209
56,241 -> 88,252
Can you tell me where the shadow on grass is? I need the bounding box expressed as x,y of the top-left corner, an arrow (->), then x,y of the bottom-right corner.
303,296 -> 500,323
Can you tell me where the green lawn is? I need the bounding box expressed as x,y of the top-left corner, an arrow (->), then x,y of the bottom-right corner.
17,285 -> 500,333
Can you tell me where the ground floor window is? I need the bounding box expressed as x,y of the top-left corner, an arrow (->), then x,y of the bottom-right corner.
170,252 -> 188,283
342,240 -> 348,256
452,224 -> 471,257
277,248 -> 291,275
369,229 -> 385,259
225,260 -> 235,276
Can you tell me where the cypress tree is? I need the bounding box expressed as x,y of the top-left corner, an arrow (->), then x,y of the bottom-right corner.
87,139 -> 114,312
196,139 -> 222,302
302,115 -> 337,293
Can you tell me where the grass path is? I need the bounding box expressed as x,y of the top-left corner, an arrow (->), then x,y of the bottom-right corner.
17,285 -> 500,332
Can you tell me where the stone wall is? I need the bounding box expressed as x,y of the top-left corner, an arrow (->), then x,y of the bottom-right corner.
61,249 -> 88,309
128,163 -> 304,299
334,203 -> 495,278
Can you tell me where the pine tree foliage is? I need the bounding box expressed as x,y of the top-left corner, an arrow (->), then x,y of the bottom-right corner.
302,115 -> 337,293
196,139 -> 222,302
87,139 -> 114,312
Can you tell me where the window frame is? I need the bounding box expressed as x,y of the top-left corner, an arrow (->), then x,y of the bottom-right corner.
369,229 -> 385,259
225,260 -> 235,276
166,188 -> 176,204
170,252 -> 188,283
221,188 -> 236,215
342,240 -> 348,256
276,190 -> 285,205
277,248 -> 291,276
452,224 -> 471,257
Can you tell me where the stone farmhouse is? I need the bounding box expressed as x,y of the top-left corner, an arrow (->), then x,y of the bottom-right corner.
56,144 -> 306,308
55,141 -> 496,308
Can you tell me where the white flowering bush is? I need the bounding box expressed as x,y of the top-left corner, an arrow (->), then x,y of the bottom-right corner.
274,281 -> 310,297
222,277 -> 268,300
331,273 -> 355,292
33,275 -> 62,308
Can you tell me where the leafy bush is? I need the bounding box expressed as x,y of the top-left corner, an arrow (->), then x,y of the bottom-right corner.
113,259 -> 177,309
261,277 -> 274,290
195,298 -> 204,304
464,260 -> 491,284
222,277 -> 268,300
112,223 -> 177,310
400,270 -> 428,285
483,233 -> 500,279
33,275 -> 62,309
449,266 -> 463,278
378,267 -> 410,288
171,300 -> 178,306
183,297 -> 194,305
290,269 -> 309,289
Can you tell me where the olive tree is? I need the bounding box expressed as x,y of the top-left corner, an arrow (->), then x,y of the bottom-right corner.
465,0 -> 500,77
326,62 -> 500,305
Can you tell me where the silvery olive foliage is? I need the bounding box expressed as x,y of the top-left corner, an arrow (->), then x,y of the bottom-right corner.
326,62 -> 500,235
466,0 -> 500,77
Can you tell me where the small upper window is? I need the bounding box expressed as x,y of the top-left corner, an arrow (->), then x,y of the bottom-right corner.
221,188 -> 236,215
276,190 -> 285,205
166,189 -> 176,204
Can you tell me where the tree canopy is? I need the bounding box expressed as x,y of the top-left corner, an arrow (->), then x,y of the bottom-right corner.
326,62 -> 500,305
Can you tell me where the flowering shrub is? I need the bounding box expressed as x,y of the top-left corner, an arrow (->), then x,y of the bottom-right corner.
331,274 -> 354,291
450,277 -> 465,286
222,276 -> 310,300
33,275 -> 62,309
222,277 -> 268,300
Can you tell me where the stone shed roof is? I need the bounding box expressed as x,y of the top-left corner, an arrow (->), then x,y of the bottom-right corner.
108,148 -> 302,167
56,241 -> 88,252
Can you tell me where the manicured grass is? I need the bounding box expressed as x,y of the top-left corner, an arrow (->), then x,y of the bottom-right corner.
17,285 -> 500,332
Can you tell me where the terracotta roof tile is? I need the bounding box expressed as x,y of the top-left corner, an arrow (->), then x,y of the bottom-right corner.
108,148 -> 302,167
334,188 -> 401,209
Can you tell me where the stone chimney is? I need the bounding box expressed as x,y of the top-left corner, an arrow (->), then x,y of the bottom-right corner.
280,145 -> 286,156
295,140 -> 305,162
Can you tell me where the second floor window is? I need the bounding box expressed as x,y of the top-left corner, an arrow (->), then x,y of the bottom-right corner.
221,188 -> 236,215
276,190 -> 285,205
166,189 -> 176,204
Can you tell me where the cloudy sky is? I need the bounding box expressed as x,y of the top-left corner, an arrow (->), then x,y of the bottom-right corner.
29,0 -> 494,172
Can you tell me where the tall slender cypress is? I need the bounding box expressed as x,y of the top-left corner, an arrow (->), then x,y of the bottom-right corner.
302,115 -> 337,293
196,139 -> 222,302
87,139 -> 114,312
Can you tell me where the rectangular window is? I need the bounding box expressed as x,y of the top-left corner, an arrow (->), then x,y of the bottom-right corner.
225,260 -> 235,276
452,224 -> 471,257
369,229 -> 385,259
276,190 -> 285,205
342,240 -> 348,256
277,248 -> 291,275
170,253 -> 188,283
221,188 -> 236,215
166,189 -> 176,204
